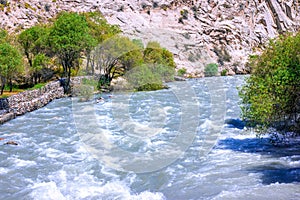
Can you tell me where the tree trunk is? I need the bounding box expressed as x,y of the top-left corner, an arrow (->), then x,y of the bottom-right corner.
34,72 -> 38,85
9,78 -> 12,92
0,76 -> 6,95
66,65 -> 72,94
86,51 -> 91,74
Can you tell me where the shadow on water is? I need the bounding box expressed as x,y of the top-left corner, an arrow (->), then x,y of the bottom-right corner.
216,134 -> 300,184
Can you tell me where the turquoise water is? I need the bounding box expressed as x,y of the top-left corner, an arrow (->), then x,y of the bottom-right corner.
0,76 -> 299,200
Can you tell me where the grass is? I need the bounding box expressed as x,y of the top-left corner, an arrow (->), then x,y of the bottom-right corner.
28,83 -> 47,90
0,82 -> 47,98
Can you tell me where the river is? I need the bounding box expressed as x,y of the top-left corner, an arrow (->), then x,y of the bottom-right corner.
0,76 -> 299,200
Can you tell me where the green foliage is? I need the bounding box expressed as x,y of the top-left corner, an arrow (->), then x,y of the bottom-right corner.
239,32 -> 300,136
83,11 -> 121,45
221,69 -> 227,76
123,41 -> 176,91
91,35 -> 144,87
48,12 -> 94,93
74,78 -> 98,101
126,64 -> 165,91
0,42 -> 23,94
28,83 -> 47,90
18,25 -> 49,57
132,39 -> 144,49
0,29 -> 7,42
143,41 -> 176,68
18,25 -> 50,84
177,68 -> 187,76
91,37 -> 175,90
204,63 -> 218,77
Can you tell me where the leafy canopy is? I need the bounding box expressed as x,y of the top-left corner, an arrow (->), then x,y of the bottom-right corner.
48,12 -> 94,92
239,32 -> 300,136
0,42 -> 23,94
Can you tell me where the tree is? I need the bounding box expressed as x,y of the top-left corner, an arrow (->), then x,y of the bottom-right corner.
125,64 -> 163,91
143,41 -> 176,68
48,12 -> 94,93
90,36 -> 143,87
83,11 -> 121,75
239,32 -> 300,136
0,42 -> 23,94
18,25 -> 50,84
32,53 -> 49,84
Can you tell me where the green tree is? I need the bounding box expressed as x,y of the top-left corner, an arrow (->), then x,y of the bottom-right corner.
204,63 -> 218,77
32,53 -> 49,83
48,12 -> 94,93
143,41 -> 176,68
125,64 -> 164,91
0,42 -> 23,94
239,32 -> 300,136
18,25 -> 50,84
90,36 -> 143,87
83,11 -> 121,75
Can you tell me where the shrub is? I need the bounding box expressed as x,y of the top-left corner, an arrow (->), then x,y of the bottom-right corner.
177,68 -> 187,76
221,69 -> 227,76
239,32 -> 300,137
125,64 -> 163,91
204,63 -> 218,77
125,63 -> 173,91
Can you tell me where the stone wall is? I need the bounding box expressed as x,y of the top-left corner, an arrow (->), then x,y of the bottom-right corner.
0,77 -> 92,124
0,80 -> 64,124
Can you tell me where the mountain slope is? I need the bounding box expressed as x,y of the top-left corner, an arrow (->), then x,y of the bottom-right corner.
1,0 -> 299,77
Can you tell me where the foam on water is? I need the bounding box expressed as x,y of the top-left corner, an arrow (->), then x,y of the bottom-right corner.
29,174 -> 165,200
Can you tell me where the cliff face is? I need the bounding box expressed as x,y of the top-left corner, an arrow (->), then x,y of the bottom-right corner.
1,0 -> 299,77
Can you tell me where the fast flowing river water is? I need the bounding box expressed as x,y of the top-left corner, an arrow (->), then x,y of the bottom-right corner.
0,76 -> 299,200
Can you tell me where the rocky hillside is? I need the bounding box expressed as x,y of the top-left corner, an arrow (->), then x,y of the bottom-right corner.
1,0 -> 300,77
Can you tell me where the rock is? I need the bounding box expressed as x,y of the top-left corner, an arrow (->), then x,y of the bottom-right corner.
227,69 -> 236,76
225,118 -> 246,129
0,98 -> 9,110
4,141 -> 18,145
0,113 -> 15,124
174,76 -> 186,81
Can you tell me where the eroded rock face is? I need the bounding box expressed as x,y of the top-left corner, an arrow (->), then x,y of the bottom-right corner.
1,0 -> 299,77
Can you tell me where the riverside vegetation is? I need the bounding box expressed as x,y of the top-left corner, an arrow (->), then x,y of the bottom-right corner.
239,31 -> 300,140
0,11 -> 175,97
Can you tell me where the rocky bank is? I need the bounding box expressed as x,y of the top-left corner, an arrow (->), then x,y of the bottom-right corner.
0,76 -> 92,124
0,0 -> 300,77
0,80 -> 65,124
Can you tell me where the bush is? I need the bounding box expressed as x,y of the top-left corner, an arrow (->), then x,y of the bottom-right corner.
204,63 -> 218,77
177,68 -> 187,76
239,32 -> 300,136
221,69 -> 227,76
125,64 -> 172,91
